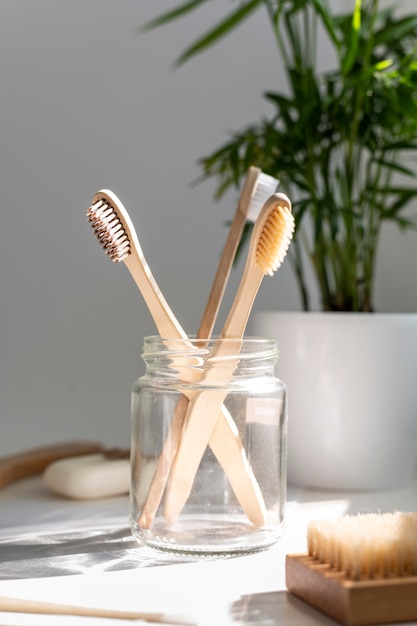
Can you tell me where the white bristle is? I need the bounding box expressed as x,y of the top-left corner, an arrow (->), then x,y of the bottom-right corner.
87,199 -> 131,263
307,512 -> 417,580
256,204 -> 294,276
247,172 -> 279,222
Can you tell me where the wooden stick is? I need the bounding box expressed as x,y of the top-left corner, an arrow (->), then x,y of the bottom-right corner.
0,596 -> 195,625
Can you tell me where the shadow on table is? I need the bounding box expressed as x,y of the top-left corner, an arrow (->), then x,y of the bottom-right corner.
230,591 -> 338,625
0,526 -> 229,580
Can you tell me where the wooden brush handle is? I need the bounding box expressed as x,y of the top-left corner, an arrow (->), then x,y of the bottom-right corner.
0,441 -> 103,489
163,346 -> 247,524
164,268 -> 265,521
197,166 -> 260,339
139,395 -> 266,529
0,596 -> 193,624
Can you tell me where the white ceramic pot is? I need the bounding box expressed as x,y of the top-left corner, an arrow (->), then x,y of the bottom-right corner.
250,312 -> 417,490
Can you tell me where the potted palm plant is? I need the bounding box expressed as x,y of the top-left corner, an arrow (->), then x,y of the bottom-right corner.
141,0 -> 417,489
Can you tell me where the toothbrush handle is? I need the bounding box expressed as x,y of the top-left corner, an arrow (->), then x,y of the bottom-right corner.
164,273 -> 265,522
138,394 -> 267,529
197,166 -> 260,339
197,208 -> 247,339
0,441 -> 103,489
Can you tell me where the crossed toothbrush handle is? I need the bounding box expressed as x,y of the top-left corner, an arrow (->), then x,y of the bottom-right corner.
138,392 -> 266,529
163,346 -> 248,523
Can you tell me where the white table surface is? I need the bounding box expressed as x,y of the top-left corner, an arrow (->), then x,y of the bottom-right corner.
0,472 -> 416,625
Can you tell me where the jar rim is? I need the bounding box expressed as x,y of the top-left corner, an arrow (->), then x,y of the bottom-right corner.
143,335 -> 277,343
141,335 -> 279,362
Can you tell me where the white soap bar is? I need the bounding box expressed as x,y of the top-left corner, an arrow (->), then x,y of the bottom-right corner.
42,454 -> 130,499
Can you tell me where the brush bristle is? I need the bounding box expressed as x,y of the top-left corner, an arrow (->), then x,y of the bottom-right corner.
247,173 -> 279,223
87,198 -> 131,263
307,512 -> 417,581
256,203 -> 294,276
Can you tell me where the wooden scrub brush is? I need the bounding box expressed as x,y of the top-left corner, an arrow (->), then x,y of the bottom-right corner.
286,512 -> 417,625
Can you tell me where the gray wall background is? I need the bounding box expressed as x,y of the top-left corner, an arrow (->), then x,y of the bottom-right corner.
1,0 -> 416,455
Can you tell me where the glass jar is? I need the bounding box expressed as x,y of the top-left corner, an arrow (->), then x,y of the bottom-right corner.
130,336 -> 287,555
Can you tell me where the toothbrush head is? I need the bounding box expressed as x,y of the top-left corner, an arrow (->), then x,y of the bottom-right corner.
246,171 -> 279,223
254,192 -> 294,276
87,189 -> 135,263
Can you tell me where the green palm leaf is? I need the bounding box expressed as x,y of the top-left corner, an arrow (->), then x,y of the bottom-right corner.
174,0 -> 263,66
138,0 -> 210,33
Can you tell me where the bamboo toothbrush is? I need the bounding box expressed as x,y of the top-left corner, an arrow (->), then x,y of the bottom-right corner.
0,596 -> 195,624
164,193 -> 294,523
139,169 -> 277,526
197,166 -> 279,339
286,512 -> 417,625
87,189 -> 185,339
87,190 -> 266,528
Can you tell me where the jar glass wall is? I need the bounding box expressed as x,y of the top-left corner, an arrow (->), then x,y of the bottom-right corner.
130,336 -> 287,555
